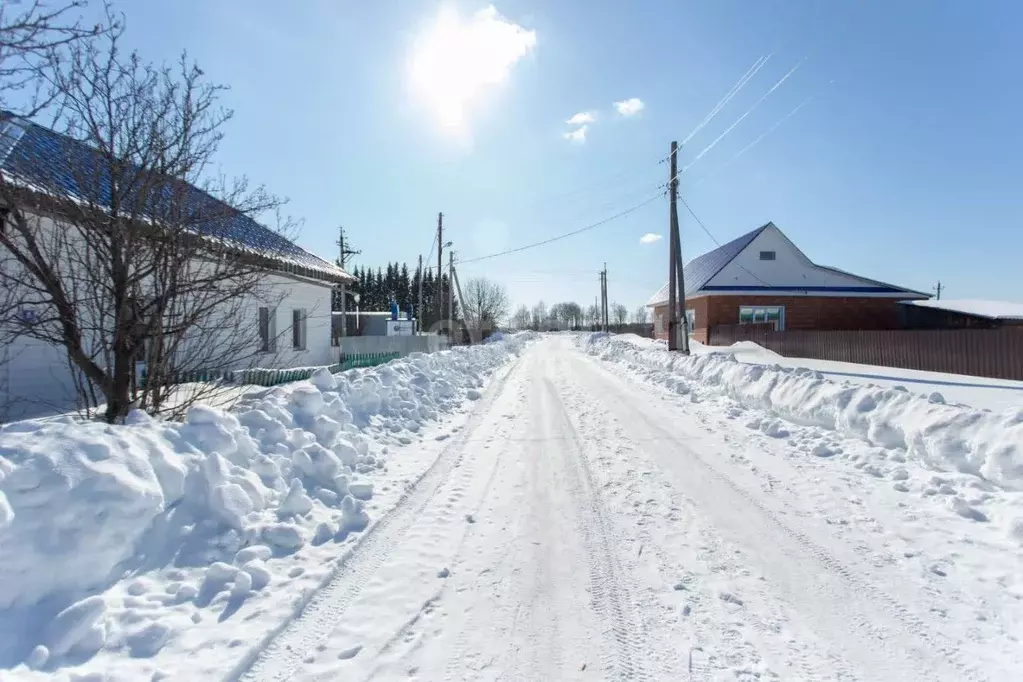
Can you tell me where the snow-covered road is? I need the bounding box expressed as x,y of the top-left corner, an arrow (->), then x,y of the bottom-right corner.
233,336 -> 1016,681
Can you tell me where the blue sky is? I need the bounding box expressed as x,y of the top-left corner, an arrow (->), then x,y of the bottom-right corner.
94,0 -> 1021,312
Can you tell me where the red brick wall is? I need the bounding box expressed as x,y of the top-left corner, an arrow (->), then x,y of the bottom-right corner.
653,295 -> 907,344
651,297 -> 710,344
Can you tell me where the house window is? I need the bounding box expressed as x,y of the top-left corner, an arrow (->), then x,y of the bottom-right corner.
258,307 -> 276,352
292,309 -> 307,350
759,250 -> 776,261
655,314 -> 663,335
685,308 -> 696,331
739,305 -> 784,330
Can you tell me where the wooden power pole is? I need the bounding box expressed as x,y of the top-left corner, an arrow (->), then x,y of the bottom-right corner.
336,225 -> 360,339
668,141 -> 690,354
448,250 -> 455,336
599,263 -> 609,333
436,212 -> 444,326
417,254 -> 424,333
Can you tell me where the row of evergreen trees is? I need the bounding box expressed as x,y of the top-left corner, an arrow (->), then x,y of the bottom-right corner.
332,262 -> 460,330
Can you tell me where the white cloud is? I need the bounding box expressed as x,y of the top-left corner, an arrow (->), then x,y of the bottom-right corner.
639,232 -> 662,244
563,125 -> 588,143
410,5 -> 537,131
614,97 -> 645,117
567,111 -> 596,125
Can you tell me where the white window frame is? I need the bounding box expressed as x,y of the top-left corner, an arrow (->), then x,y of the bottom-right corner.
292,308 -> 307,351
685,308 -> 696,332
258,306 -> 277,353
738,305 -> 785,331
654,313 -> 663,335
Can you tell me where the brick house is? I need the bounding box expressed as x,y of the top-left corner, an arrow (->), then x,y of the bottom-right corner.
646,222 -> 930,344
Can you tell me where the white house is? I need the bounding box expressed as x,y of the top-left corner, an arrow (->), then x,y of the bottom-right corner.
0,116 -> 353,419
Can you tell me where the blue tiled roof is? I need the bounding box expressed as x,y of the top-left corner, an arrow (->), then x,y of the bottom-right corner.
0,115 -> 351,282
646,224 -> 768,306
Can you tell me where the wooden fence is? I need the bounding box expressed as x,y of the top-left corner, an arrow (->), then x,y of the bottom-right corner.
708,325 -> 1023,381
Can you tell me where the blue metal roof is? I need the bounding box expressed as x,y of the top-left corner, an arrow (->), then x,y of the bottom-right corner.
646,224 -> 769,306
0,116 -> 351,282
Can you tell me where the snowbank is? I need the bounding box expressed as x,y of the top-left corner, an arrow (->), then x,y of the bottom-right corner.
582,334 -> 1023,491
0,333 -> 534,672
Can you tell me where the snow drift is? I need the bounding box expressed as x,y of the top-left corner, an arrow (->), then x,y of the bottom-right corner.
0,333 -> 533,671
583,334 -> 1023,491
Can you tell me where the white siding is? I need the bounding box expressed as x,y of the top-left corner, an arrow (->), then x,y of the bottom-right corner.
1,210 -> 339,420
253,274 -> 336,368
703,225 -> 914,298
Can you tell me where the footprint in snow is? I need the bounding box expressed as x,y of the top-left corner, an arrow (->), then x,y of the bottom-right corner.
338,645 -> 362,660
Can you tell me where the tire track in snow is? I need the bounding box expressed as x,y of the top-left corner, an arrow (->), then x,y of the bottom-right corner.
539,374 -> 657,680
575,349 -> 987,682
225,358 -> 523,682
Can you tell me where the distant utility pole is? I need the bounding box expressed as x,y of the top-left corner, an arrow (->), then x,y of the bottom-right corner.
336,225 -> 361,270
667,141 -> 690,354
436,212 -> 444,326
599,263 -> 609,333
452,263 -> 474,343
417,254 -> 424,334
336,225 -> 360,339
934,280 -> 942,300
448,250 -> 455,335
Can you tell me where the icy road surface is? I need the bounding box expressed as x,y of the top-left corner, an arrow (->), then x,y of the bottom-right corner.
233,336 -> 1017,681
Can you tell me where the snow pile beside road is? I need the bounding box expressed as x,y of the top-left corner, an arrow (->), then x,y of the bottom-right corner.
0,333 -> 533,672
583,334 -> 1023,491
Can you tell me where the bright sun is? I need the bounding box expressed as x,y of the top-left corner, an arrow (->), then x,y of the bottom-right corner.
409,5 -> 536,132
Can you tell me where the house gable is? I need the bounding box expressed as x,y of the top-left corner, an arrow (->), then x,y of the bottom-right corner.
645,223 -> 769,306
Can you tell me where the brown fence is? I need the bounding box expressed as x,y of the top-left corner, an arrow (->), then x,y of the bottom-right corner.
708,325 -> 1023,381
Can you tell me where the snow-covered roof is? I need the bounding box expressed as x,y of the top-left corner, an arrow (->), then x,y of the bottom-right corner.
901,299 -> 1023,321
0,115 -> 353,284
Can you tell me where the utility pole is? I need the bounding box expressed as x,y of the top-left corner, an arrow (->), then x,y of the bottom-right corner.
448,251 -> 455,340
599,263 -> 609,333
417,254 -> 424,334
436,212 -> 444,327
452,264 -> 475,344
336,225 -> 361,270
667,141 -> 690,354
336,225 -> 360,339
934,280 -> 942,300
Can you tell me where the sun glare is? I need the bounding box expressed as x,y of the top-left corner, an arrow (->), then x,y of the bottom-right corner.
409,5 -> 536,132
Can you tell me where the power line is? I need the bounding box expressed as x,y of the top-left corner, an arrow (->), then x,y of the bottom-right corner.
690,93 -> 816,190
456,191 -> 665,265
681,54 -> 773,147
670,58 -> 806,187
678,195 -> 772,288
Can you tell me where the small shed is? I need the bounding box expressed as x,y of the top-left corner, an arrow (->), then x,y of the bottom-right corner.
899,299 -> 1023,330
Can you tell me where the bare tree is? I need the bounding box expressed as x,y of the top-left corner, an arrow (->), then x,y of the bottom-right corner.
0,28 -> 301,422
531,300 -> 547,331
0,0 -> 104,116
461,277 -> 509,335
552,301 -> 582,330
632,305 -> 649,325
0,1 -> 104,419
586,303 -> 600,328
511,304 -> 530,330
611,302 -> 628,329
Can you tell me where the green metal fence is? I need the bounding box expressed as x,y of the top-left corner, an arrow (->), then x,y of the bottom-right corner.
140,352 -> 401,388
